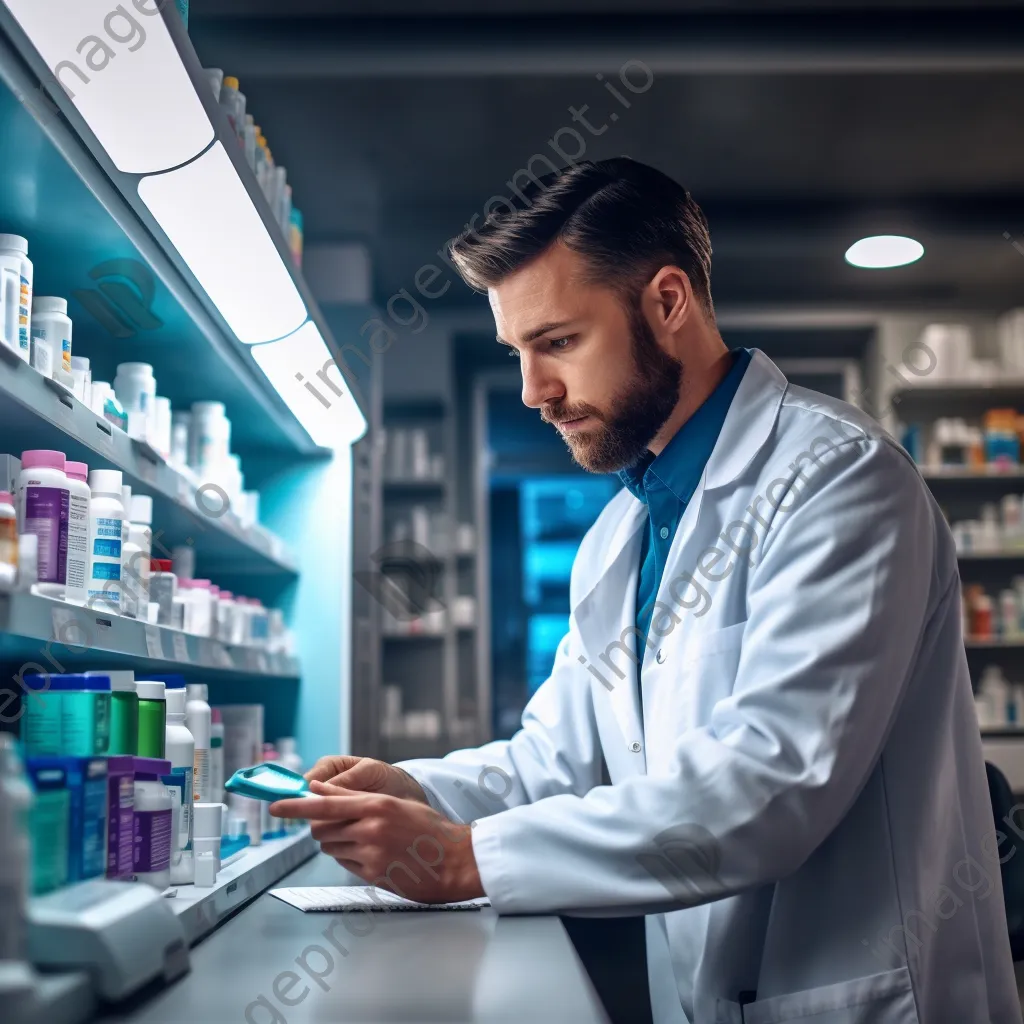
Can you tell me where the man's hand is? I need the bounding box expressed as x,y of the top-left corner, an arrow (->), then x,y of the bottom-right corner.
271,780 -> 484,904
304,755 -> 429,804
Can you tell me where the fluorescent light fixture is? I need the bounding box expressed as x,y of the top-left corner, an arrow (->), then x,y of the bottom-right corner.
138,143 -> 307,344
251,321 -> 368,449
845,235 -> 924,269
4,0 -> 213,174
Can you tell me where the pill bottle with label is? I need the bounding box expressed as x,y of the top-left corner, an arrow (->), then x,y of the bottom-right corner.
88,670 -> 137,756
87,470 -> 123,615
185,684 -> 212,804
18,450 -> 68,600
149,559 -> 176,625
132,757 -> 172,890
62,462 -> 90,605
135,680 -> 167,759
70,356 -> 90,405
161,678 -> 195,884
113,363 -> 156,443
0,489 -> 16,588
0,234 -> 32,361
30,296 -> 71,378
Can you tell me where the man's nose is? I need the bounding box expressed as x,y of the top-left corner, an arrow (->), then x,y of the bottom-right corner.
520,353 -> 563,410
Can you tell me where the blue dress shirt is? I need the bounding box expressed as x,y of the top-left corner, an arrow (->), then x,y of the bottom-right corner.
618,348 -> 751,660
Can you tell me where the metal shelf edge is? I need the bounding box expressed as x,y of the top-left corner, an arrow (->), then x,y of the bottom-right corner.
171,830 -> 317,946
0,592 -> 300,681
0,360 -> 298,576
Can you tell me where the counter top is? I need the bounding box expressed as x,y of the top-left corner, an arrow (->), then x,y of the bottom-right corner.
95,854 -> 610,1024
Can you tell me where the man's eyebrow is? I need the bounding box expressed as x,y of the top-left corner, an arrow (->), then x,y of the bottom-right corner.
495,320 -> 576,347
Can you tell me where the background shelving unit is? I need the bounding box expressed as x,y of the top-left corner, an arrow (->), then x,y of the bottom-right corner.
0,2 -> 369,759
348,337 -> 484,761
0,6 -> 367,1004
870,314 -> 1024,791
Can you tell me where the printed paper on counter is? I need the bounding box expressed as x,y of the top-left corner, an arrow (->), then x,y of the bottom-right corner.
269,886 -> 490,913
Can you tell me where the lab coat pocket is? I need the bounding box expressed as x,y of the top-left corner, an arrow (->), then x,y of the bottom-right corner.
674,620 -> 747,729
741,966 -> 918,1024
689,619 -> 747,660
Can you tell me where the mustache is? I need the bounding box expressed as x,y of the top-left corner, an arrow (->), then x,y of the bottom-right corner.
540,402 -> 602,426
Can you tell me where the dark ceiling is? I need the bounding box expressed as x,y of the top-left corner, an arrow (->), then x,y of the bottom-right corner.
188,2 -> 1024,313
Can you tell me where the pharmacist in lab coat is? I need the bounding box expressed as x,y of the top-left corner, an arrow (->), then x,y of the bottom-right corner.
271,159 -> 1021,1023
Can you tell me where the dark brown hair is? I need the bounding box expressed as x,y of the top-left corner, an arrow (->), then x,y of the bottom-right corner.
448,158 -> 715,321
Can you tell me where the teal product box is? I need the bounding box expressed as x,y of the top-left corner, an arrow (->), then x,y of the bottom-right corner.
45,755 -> 108,883
22,674 -> 111,757
106,756 -> 135,880
25,757 -> 71,895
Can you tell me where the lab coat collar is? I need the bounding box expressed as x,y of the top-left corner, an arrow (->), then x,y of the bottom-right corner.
704,348 -> 788,492
588,348 -> 787,589
572,351 -> 787,752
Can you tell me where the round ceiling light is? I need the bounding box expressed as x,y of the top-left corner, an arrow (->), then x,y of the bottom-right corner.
844,235 -> 924,269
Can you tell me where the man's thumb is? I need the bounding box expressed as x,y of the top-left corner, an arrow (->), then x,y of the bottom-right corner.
333,759 -> 388,792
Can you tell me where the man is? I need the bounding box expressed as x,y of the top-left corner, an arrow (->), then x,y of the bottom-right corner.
273,159 -> 1020,1023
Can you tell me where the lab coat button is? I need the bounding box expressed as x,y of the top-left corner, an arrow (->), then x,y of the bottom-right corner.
656,649 -> 665,664
659,526 -> 670,540
630,741 -> 642,753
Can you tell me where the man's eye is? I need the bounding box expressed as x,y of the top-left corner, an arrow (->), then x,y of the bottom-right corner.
550,337 -> 572,350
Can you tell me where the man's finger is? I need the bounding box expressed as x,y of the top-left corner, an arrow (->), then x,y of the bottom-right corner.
320,841 -> 362,861
305,755 -> 360,783
310,779 -> 353,796
270,796 -> 317,819
270,793 -> 381,821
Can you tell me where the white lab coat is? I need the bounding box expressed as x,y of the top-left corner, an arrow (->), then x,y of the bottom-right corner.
398,350 -> 1022,1024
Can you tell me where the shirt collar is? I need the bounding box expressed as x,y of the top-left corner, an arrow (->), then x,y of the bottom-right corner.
618,348 -> 751,505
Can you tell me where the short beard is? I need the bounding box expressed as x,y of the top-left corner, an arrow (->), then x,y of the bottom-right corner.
552,303 -> 683,474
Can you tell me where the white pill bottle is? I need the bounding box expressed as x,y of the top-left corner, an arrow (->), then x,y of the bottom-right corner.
86,469 -> 124,614
0,234 -> 32,361
62,461 -> 90,606
30,296 -> 71,378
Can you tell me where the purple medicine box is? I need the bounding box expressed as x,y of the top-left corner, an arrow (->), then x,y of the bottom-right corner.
106,755 -> 135,880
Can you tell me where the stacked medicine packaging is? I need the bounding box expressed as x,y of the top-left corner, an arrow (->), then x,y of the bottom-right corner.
203,70 -> 303,268
8,665 -> 302,903
0,228 -> 269,537
0,451 -> 295,657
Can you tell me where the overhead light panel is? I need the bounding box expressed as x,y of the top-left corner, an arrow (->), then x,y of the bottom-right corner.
138,142 -> 307,345
251,321 -> 368,450
845,235 -> 924,269
3,0 -> 213,174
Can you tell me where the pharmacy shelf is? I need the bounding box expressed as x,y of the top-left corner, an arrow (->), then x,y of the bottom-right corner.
893,380 -> 1024,400
957,550 -> 1024,561
170,828 -> 316,946
0,592 -> 300,681
0,355 -> 297,578
981,728 -> 1024,738
965,638 -> 1024,650
0,12 -> 368,452
0,43 -> 319,462
921,468 -> 1024,481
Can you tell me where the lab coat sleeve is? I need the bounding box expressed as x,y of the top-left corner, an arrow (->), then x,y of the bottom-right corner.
468,437 -> 940,914
394,622 -> 605,824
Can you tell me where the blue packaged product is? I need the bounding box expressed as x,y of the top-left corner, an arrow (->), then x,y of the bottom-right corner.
25,757 -> 70,895
48,755 -> 109,883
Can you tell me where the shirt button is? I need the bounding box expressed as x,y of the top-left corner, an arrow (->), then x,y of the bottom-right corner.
630,741 -> 642,753
659,526 -> 670,540
656,649 -> 665,664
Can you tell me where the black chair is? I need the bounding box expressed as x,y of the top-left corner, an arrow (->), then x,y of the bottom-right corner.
985,761 -> 1024,961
